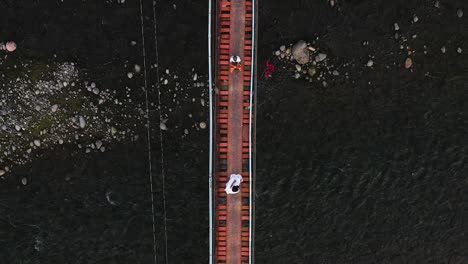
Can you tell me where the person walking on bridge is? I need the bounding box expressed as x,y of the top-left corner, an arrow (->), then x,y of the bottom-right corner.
230,55 -> 242,72
225,173 -> 243,194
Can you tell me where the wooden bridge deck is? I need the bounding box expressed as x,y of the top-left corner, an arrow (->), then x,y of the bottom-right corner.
210,0 -> 256,263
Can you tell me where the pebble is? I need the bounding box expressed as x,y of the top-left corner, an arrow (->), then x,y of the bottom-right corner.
295,64 -> 302,72
59,139 -> 64,144
366,60 -> 374,67
131,40 -> 137,46
441,46 -> 446,53
394,23 -> 400,31
15,124 -> 21,131
193,73 -> 198,81
90,82 -> 96,88
457,47 -> 462,53
199,122 -> 207,129
184,129 -> 189,135
457,9 -> 463,18
79,116 -> 86,128
200,98 -> 205,107
92,87 -> 100,95
100,146 -> 106,152
51,104 -> 59,112
127,72 -> 133,79
279,45 -> 286,52
294,72 -> 301,79
163,79 -> 168,85
435,1 -> 440,8
332,70 -> 339,76
0,170 -> 5,176
315,53 -> 327,62
308,68 -> 316,76
405,57 -> 413,69
33,139 -> 41,147
134,64 -> 141,73
413,15 -> 419,23
96,140 -> 103,149
275,50 -> 281,56
21,177 -> 27,185
111,126 -> 118,136
160,122 -> 168,130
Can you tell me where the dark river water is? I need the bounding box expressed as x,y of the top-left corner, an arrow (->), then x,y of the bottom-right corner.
1,0 -> 468,263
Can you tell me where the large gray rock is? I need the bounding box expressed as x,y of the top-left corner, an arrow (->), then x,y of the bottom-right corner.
292,40 -> 310,65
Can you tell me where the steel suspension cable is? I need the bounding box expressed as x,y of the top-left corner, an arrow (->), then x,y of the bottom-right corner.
248,0 -> 256,263
151,1 -> 170,263
138,0 -> 158,263
207,0 -> 214,262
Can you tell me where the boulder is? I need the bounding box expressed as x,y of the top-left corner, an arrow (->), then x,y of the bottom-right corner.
292,40 -> 310,65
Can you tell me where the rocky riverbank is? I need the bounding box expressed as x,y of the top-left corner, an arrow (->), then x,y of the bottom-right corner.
0,46 -> 209,180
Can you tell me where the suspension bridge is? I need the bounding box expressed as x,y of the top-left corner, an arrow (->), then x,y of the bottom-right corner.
208,0 -> 258,263
139,0 -> 257,263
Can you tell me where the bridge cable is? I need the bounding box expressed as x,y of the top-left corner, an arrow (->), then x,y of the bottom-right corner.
249,1 -> 257,263
138,0 -> 158,263
207,0 -> 214,262
151,1 -> 170,263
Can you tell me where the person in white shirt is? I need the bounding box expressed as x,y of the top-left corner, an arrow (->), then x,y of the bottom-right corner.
229,55 -> 242,72
225,173 -> 243,194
